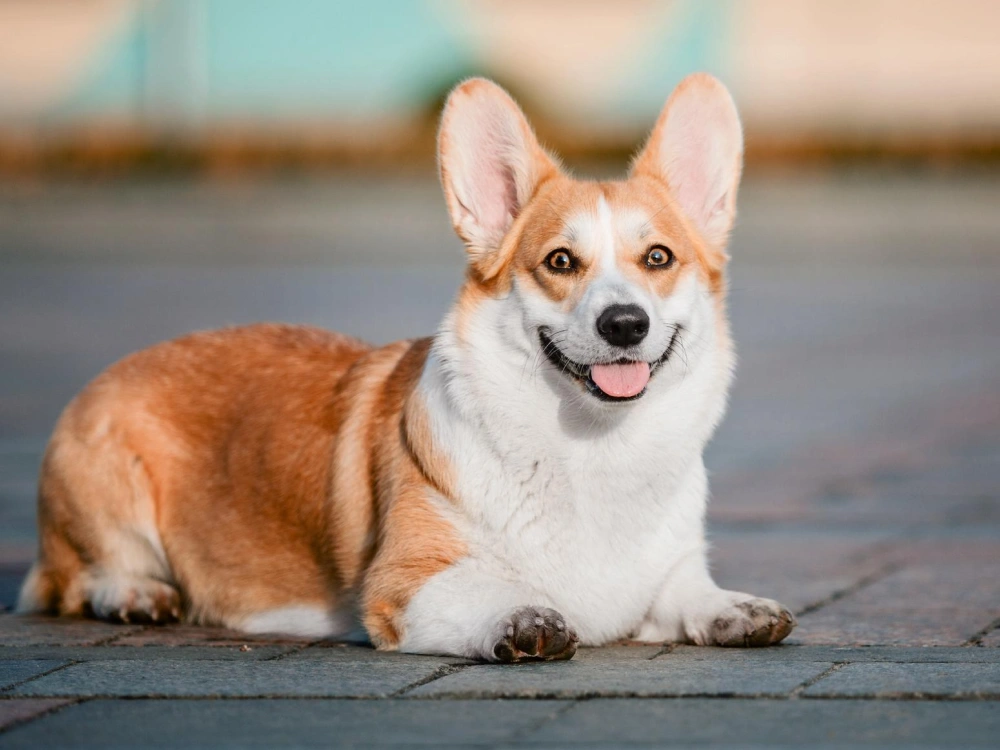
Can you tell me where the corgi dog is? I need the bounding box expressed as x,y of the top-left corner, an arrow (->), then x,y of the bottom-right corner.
19,74 -> 795,661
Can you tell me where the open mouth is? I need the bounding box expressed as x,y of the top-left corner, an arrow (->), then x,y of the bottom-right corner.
538,327 -> 681,402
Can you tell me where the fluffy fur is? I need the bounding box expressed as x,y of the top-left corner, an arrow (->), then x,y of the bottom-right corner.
19,74 -> 795,661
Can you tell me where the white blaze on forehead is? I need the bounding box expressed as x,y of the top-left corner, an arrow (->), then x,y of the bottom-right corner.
563,195 -> 652,276
596,194 -> 617,272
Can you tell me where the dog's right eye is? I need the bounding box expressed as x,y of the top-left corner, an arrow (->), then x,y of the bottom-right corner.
545,249 -> 575,272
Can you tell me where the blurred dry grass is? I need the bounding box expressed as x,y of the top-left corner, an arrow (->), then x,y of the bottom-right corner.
3,121 -> 1000,180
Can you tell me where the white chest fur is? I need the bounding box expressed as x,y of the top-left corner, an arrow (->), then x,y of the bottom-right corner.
415,294 -> 733,645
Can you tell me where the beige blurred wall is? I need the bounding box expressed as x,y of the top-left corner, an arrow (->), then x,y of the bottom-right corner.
729,0 -> 1000,138
0,0 -> 134,117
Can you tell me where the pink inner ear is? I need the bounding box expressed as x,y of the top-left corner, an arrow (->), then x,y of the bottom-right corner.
476,155 -> 518,235
664,113 -> 723,228
674,160 -> 711,224
638,75 -> 742,246
463,113 -> 521,239
441,78 -> 554,253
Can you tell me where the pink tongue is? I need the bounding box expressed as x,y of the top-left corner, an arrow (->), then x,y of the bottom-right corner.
590,361 -> 651,398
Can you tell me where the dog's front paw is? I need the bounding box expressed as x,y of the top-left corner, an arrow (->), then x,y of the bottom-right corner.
707,597 -> 796,647
491,606 -> 578,662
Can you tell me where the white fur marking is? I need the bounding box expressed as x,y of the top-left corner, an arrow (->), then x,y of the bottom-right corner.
241,605 -> 342,638
596,194 -> 617,273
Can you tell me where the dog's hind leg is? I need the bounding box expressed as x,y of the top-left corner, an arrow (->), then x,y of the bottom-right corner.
18,389 -> 181,624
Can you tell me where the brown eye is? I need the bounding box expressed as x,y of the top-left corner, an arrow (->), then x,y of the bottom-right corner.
545,249 -> 575,272
645,245 -> 674,268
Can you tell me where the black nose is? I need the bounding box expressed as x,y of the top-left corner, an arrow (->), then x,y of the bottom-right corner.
596,304 -> 650,348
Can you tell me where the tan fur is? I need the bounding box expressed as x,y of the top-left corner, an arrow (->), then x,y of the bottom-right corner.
23,325 -> 463,643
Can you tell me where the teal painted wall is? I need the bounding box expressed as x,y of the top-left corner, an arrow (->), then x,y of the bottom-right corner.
37,0 -> 730,129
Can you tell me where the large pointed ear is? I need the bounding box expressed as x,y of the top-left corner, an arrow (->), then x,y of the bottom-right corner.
438,78 -> 558,265
631,73 -> 743,248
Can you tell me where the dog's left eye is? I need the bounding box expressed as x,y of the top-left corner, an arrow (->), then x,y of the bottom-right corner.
645,245 -> 674,268
545,249 -> 576,272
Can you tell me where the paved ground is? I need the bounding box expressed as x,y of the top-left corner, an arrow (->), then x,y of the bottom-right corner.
0,172 -> 998,747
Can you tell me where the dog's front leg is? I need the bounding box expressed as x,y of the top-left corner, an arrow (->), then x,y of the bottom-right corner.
396,560 -> 579,662
635,544 -> 796,646
631,461 -> 795,646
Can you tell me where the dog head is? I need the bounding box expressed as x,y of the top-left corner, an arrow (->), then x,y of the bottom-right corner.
438,74 -> 741,407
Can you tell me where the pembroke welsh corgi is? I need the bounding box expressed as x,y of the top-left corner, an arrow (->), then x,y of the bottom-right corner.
19,74 -> 795,661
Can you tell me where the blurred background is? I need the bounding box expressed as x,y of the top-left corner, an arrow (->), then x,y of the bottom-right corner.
1,1 -> 998,616
1,0 -> 998,167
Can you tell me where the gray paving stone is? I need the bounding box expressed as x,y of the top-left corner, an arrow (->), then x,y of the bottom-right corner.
284,643 -> 471,665
666,645 -> 1000,663
108,623 -> 315,647
407,658 -> 830,698
710,383 -> 1000,529
0,615 -> 144,647
793,605 -> 997,646
804,662 -> 1000,698
844,563 -> 1000,611
709,530 -> 893,614
0,566 -> 29,614
0,646 -> 294,661
574,644 -> 664,661
9,658 -> 454,698
277,642 -> 658,665
0,661 -> 66,690
0,698 -> 572,749
0,699 -> 75,732
526,698 -> 1000,746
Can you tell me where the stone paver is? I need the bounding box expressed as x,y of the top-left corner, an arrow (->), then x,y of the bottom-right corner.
0,646 -> 294,662
106,623 -> 314,648
525,698 -> 1000,747
0,698 -> 573,749
9,658 -> 455,698
568,644 -> 665,661
0,699 -> 75,732
665,645 -> 1000,663
844,563 -> 1000,611
792,606 -> 997,647
708,530 -> 893,614
0,661 -> 66,691
803,662 -> 1000,698
408,659 -> 830,699
283,643 -> 471,665
0,615 -> 145,648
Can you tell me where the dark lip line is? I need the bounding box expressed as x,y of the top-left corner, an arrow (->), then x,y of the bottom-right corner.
538,325 -> 683,403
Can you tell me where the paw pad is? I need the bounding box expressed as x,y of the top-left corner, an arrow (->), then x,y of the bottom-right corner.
492,606 -> 578,662
709,598 -> 796,647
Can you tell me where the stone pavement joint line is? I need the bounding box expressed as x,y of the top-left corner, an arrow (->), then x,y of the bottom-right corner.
793,562 -> 902,618
0,698 -> 81,734
0,661 -> 77,694
505,698 -> 581,746
786,662 -> 849,699
966,617 -> 1000,647
390,663 -> 470,697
